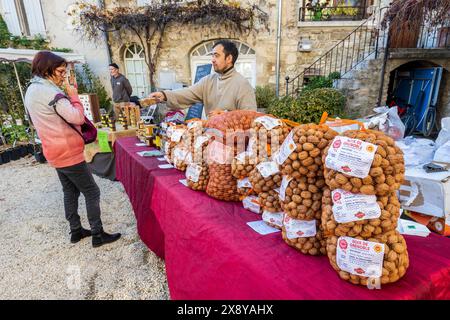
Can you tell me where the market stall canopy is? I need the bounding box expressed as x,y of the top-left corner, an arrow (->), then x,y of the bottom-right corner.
0,48 -> 86,64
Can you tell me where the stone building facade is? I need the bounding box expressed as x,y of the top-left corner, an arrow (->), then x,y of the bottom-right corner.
105,0 -> 377,97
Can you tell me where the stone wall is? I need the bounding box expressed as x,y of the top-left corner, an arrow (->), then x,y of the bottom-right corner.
105,0 -> 367,92
335,49 -> 450,122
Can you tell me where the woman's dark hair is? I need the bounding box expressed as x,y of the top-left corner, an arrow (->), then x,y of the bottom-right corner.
31,51 -> 67,78
213,40 -> 239,65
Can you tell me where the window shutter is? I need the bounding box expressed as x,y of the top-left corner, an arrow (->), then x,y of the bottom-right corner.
23,0 -> 46,36
1,0 -> 21,35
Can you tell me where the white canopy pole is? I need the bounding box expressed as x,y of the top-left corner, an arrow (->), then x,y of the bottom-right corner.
12,62 -> 25,105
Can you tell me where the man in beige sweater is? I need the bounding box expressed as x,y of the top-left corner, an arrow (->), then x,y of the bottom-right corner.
148,40 -> 257,115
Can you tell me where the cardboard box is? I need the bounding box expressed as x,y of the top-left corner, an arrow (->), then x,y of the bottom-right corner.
399,164 -> 450,236
404,211 -> 450,236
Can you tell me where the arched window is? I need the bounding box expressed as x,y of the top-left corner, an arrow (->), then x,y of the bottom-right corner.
124,43 -> 150,97
190,40 -> 256,87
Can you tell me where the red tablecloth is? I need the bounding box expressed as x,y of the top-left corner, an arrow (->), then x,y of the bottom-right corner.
115,136 -> 450,300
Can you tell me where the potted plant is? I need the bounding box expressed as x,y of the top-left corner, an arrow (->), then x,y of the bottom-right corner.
306,0 -> 331,21
329,0 -> 360,21
33,143 -> 46,163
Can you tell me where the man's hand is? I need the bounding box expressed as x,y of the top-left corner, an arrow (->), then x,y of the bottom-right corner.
148,91 -> 166,103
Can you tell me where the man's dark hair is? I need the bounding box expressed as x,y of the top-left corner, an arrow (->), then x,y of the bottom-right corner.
109,63 -> 119,69
213,40 -> 239,65
31,51 -> 67,78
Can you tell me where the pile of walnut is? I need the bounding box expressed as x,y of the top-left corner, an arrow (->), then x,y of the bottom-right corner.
173,145 -> 191,172
326,230 -> 409,285
186,162 -> 210,192
204,111 -> 262,202
323,130 -> 405,196
183,119 -> 204,148
250,115 -> 291,161
278,124 -> 338,256
232,152 -> 257,180
282,220 -> 327,256
322,129 -> 408,286
206,163 -> 240,201
322,187 -> 401,238
281,124 -> 338,180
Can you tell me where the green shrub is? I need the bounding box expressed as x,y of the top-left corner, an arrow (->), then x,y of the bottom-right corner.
267,87 -> 346,124
255,85 -> 277,110
302,71 -> 341,92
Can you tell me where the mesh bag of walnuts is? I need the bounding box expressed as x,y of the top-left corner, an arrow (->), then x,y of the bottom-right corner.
186,162 -> 209,191
321,187 -> 401,238
204,111 -> 262,201
164,124 -> 187,164
323,129 -> 405,196
326,230 -> 409,286
258,189 -> 282,213
205,140 -> 240,201
237,177 -> 255,197
277,124 -> 338,180
250,115 -> 291,161
281,215 -> 327,256
183,119 -> 204,146
205,110 -> 262,152
192,134 -> 210,164
232,152 -> 258,180
248,161 -> 282,194
173,145 -> 192,172
280,176 -> 325,220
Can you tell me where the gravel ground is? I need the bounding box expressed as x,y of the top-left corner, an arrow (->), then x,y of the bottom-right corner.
0,156 -> 170,300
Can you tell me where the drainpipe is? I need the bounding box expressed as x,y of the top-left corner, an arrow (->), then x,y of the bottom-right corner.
275,0 -> 282,97
376,28 -> 390,107
99,0 -> 112,64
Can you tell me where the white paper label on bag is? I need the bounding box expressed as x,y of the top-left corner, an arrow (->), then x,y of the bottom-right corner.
283,215 -> 317,239
194,135 -> 209,149
275,130 -> 296,165
325,136 -> 377,178
186,163 -> 202,183
279,175 -> 293,201
331,189 -> 381,223
336,237 -> 385,278
238,177 -> 252,189
164,155 -> 171,163
236,151 -> 252,163
255,116 -> 282,130
243,196 -> 261,214
157,157 -> 166,162
187,121 -> 201,130
262,211 -> 284,228
256,161 -> 279,178
171,129 -> 185,142
179,179 -> 188,187
173,147 -> 189,162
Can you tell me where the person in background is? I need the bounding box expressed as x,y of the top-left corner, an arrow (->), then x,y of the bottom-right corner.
109,63 -> 133,118
147,39 -> 257,115
25,51 -> 121,248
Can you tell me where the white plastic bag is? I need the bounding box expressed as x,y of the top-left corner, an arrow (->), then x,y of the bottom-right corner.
396,136 -> 435,167
435,117 -> 450,149
365,106 -> 405,140
433,140 -> 450,164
